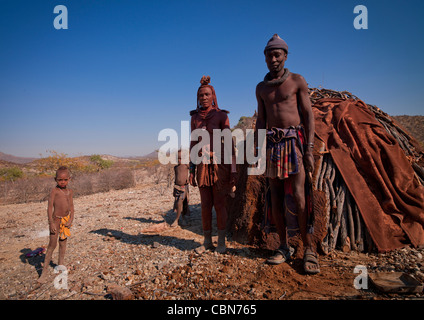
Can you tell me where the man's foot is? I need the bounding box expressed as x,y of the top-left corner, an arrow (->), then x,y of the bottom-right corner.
266,245 -> 294,265
303,248 -> 320,274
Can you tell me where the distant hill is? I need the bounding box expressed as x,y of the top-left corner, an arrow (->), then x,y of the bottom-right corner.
392,115 -> 424,147
2,114 -> 422,166
230,112 -> 424,149
141,150 -> 159,159
0,152 -> 37,164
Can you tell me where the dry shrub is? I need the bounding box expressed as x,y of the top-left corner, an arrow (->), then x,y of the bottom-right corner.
0,168 -> 136,205
35,150 -> 90,175
0,176 -> 52,204
72,169 -> 135,197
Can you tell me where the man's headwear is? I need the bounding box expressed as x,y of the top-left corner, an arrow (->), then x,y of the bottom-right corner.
197,75 -> 219,110
264,34 -> 288,54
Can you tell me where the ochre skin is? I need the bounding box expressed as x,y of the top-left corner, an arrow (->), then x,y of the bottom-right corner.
190,87 -> 232,159
38,168 -> 74,283
255,48 -> 318,270
189,86 -> 234,231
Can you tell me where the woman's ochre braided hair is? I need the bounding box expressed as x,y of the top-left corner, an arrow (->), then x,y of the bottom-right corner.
197,75 -> 219,110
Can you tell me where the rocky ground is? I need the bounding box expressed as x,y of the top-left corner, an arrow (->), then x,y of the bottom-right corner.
0,180 -> 423,301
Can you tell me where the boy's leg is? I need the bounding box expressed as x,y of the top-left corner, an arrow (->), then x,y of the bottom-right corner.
38,220 -> 60,282
58,238 -> 67,266
181,198 -> 190,226
171,200 -> 183,227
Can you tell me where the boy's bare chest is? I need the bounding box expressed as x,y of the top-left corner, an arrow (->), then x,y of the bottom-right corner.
54,190 -> 70,207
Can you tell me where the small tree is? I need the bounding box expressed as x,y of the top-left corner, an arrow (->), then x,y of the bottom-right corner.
37,150 -> 87,175
90,155 -> 113,170
0,167 -> 23,181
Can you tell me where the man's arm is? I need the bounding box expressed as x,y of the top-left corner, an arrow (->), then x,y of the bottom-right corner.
255,83 -> 266,157
296,75 -> 315,173
255,83 -> 266,131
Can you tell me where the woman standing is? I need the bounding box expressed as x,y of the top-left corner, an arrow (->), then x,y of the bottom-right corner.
189,76 -> 236,253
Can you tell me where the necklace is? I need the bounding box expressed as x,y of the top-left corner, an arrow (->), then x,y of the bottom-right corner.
263,68 -> 290,87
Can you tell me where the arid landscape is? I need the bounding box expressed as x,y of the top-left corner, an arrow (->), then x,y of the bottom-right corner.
0,151 -> 423,301
0,109 -> 424,301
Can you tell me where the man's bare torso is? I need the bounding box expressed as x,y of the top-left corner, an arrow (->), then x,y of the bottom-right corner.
257,73 -> 304,129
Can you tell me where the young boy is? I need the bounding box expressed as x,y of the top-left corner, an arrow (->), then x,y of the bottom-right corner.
38,166 -> 74,283
171,151 -> 190,227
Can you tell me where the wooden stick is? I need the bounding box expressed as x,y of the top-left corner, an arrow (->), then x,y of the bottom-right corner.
354,204 -> 364,252
320,176 -> 332,254
329,180 -> 346,251
340,196 -> 349,252
313,143 -> 326,190
317,153 -> 328,191
345,190 -> 356,251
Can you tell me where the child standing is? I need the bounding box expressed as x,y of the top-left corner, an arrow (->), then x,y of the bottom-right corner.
171,150 -> 190,227
38,166 -> 74,283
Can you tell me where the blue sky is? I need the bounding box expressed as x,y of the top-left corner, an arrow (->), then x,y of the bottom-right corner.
1,0 -> 423,157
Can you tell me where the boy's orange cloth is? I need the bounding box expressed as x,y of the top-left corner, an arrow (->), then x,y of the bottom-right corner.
59,214 -> 71,240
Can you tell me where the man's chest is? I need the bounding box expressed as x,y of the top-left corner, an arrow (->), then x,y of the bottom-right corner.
261,83 -> 298,105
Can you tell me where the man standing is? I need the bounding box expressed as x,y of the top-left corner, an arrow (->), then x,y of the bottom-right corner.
255,34 -> 319,274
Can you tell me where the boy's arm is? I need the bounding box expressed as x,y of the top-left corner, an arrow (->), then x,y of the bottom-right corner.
47,188 -> 56,232
68,189 -> 75,225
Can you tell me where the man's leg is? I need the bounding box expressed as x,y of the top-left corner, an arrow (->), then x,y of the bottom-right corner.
266,178 -> 294,264
290,162 -> 307,246
269,178 -> 287,247
290,156 -> 320,274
